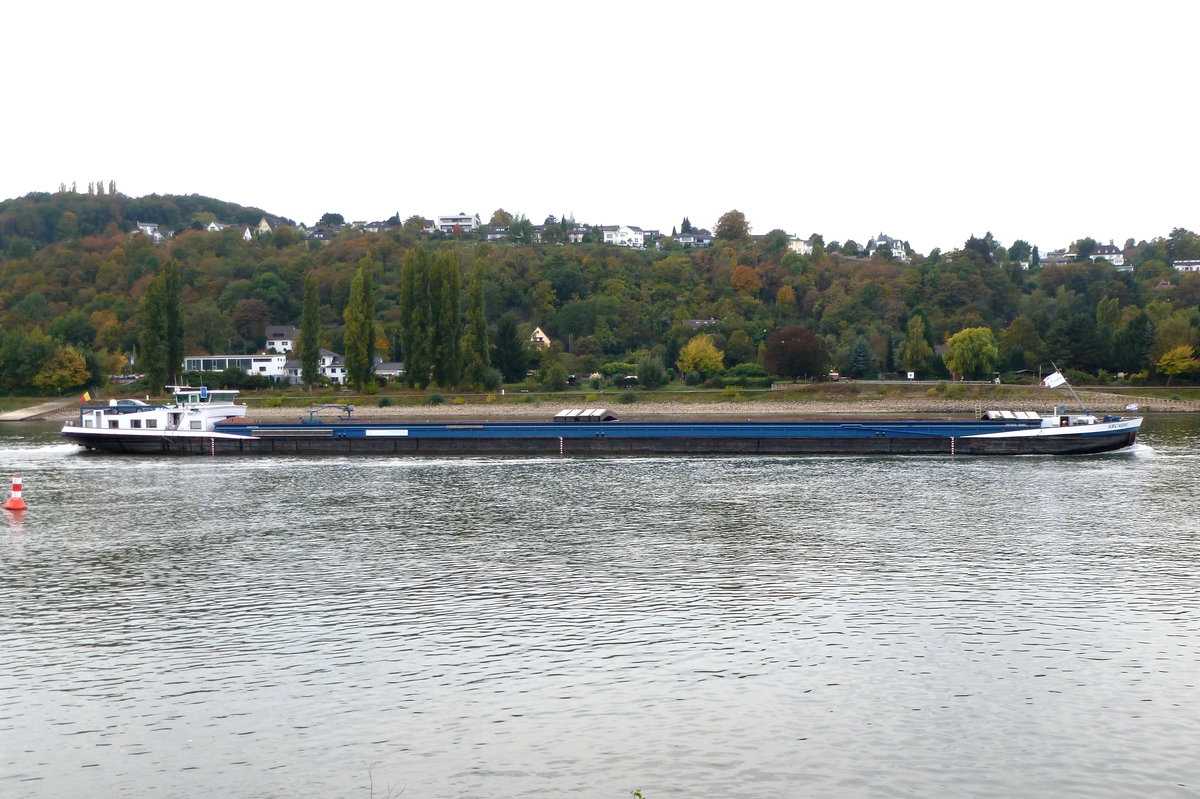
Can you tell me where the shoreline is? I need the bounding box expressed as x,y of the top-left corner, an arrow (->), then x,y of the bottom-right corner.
23,388 -> 1198,423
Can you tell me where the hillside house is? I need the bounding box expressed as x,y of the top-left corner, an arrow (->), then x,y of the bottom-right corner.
265,326 -> 298,353
436,212 -> 481,233
788,235 -> 814,255
865,233 -> 908,263
1174,260 -> 1200,273
1089,241 -> 1126,268
676,230 -> 713,247
530,326 -> 552,349
133,221 -> 169,242
602,225 -> 646,249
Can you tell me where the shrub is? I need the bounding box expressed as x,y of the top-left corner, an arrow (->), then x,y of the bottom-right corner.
722,385 -> 742,400
427,393 -> 444,405
451,397 -> 467,405
684,370 -> 704,386
377,396 -> 392,407
589,377 -> 602,390
618,391 -> 638,404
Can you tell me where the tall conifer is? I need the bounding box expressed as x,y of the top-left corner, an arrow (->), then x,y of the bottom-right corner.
299,272 -> 321,387
343,255 -> 377,390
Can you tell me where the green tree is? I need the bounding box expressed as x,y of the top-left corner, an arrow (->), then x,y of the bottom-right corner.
163,259 -> 183,384
462,261 -> 492,388
540,361 -> 569,391
399,248 -> 432,388
896,316 -> 934,374
489,208 -> 514,227
299,272 -> 321,387
636,355 -> 667,389
139,273 -> 169,391
677,333 -> 725,378
343,256 -> 377,390
492,312 -> 528,383
429,250 -> 462,388
318,212 -> 345,226
844,336 -> 878,378
714,209 -> 750,241
943,327 -> 999,379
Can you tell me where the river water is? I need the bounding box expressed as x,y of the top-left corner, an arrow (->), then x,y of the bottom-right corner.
1,416 -> 1198,798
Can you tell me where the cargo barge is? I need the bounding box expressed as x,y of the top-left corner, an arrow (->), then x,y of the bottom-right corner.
60,387 -> 1143,457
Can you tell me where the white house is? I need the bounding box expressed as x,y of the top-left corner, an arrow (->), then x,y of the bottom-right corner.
134,221 -> 168,242
1174,260 -> 1200,273
436,212 -> 481,233
205,220 -> 231,232
788,235 -> 814,255
1089,241 -> 1126,267
265,326 -> 298,353
530,326 -> 551,349
602,225 -> 645,249
676,230 -> 713,248
865,233 -> 908,263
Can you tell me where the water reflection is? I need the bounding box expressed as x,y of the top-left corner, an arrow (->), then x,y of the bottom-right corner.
0,417 -> 1198,797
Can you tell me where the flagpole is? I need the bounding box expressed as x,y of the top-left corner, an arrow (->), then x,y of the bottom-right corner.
1049,362 -> 1087,413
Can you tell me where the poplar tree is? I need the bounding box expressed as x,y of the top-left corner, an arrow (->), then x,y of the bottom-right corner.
429,250 -> 462,388
299,272 -> 321,387
343,256 -> 377,390
139,274 -> 169,391
463,260 -> 491,388
492,313 -> 527,383
399,248 -> 432,388
163,260 -> 183,384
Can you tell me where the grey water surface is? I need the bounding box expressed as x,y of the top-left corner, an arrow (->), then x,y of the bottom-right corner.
1,417 -> 1198,798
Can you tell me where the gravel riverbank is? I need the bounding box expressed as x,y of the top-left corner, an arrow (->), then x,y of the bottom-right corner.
33,389 -> 1196,423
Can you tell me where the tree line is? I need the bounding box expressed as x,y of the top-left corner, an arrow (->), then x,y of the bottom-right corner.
3,190 -> 1200,395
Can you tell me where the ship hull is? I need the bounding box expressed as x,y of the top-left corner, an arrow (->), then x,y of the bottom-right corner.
61,418 -> 1141,457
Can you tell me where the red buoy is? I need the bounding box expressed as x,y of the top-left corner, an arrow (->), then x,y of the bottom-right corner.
4,475 -> 28,510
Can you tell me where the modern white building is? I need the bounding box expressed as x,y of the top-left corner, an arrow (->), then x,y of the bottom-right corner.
436,212 -> 481,233
183,354 -> 290,379
1174,260 -> 1200,273
602,225 -> 646,249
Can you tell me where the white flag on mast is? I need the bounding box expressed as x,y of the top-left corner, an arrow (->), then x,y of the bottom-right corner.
1043,371 -> 1067,389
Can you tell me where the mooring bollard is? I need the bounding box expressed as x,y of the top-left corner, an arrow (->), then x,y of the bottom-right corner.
4,475 -> 28,510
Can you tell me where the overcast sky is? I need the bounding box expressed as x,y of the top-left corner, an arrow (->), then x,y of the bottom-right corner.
6,0 -> 1196,255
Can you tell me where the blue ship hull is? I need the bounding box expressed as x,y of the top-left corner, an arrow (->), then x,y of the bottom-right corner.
62,416 -> 1141,456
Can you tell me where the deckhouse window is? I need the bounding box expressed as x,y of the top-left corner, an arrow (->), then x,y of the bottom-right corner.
146,420 -> 157,429
130,420 -> 142,429
190,420 -> 203,430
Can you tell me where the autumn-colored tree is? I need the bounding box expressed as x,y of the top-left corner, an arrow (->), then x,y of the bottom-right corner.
33,345 -> 90,394
730,264 -> 762,296
763,326 -> 828,379
1156,345 -> 1199,385
896,316 -> 934,373
676,334 -> 725,378
775,285 -> 796,311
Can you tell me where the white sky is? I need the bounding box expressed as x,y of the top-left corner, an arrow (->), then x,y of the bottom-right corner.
6,0 -> 1197,255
